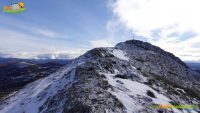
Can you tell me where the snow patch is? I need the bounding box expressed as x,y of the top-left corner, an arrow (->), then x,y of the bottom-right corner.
110,49 -> 129,61
101,72 -> 189,113
175,88 -> 186,94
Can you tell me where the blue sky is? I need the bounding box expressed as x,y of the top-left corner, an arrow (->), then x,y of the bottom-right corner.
0,0 -> 126,54
0,0 -> 200,61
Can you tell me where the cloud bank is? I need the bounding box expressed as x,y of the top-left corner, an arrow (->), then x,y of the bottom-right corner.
110,0 -> 200,61
0,28 -> 85,59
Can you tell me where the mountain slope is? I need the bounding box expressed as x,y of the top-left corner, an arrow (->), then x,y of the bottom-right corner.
0,59 -> 70,100
0,40 -> 200,113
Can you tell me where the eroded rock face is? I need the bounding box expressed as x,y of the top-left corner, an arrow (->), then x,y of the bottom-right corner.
0,40 -> 200,113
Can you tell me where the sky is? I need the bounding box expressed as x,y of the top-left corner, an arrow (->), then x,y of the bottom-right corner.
0,0 -> 200,62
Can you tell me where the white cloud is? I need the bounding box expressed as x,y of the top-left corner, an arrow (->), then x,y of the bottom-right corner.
33,28 -> 59,38
30,27 -> 68,39
0,28 -> 47,51
89,39 -> 114,48
0,28 -> 84,58
110,0 -> 200,61
0,15 -> 67,39
1,49 -> 85,59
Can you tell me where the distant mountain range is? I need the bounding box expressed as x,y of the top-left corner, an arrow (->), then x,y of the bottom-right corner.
0,58 -> 71,99
186,62 -> 200,74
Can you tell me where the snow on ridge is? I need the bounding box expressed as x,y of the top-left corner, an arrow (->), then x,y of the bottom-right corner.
109,49 -> 129,61
0,61 -> 79,113
100,70 -> 195,113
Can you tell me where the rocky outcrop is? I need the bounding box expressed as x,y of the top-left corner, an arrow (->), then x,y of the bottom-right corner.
116,40 -> 188,68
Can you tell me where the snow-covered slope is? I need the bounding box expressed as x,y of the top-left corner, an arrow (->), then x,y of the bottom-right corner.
0,40 -> 200,113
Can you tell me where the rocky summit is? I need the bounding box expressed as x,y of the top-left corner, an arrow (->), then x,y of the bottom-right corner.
0,40 -> 200,113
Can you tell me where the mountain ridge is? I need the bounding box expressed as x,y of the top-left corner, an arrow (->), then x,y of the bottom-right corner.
116,40 -> 188,68
0,40 -> 200,113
